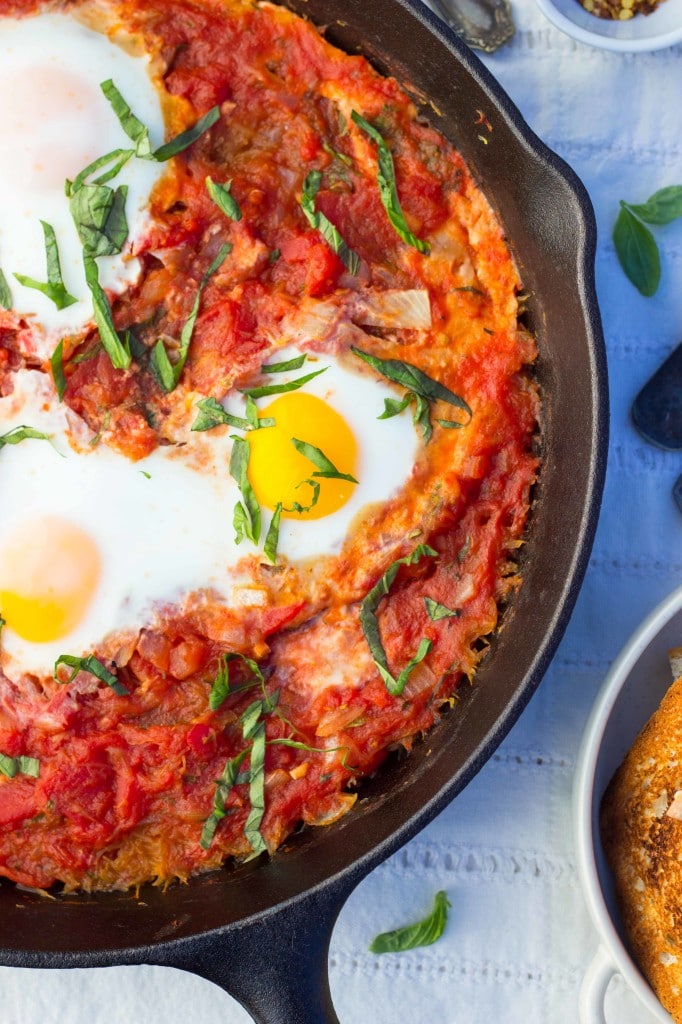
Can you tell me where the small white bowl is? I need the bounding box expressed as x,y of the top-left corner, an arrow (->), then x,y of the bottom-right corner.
536,0 -> 682,50
574,585 -> 682,1023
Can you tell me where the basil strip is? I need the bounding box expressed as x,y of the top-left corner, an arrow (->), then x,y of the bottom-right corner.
359,544 -> 438,696
264,503 -> 282,564
70,182 -> 129,258
230,436 -> 261,544
243,719 -> 267,854
66,148 -> 135,195
54,654 -> 129,696
153,106 -> 220,162
0,425 -> 51,449
351,111 -> 430,255
261,354 -> 307,374
51,341 -> 67,401
206,177 -> 242,222
101,79 -> 220,162
291,438 -> 358,484
14,221 -> 77,311
284,478 -> 320,514
424,597 -> 460,622
0,268 -> 12,309
83,256 -> 131,370
209,653 -> 264,711
192,397 -> 251,433
300,169 -> 361,275
380,393 -> 413,419
241,367 -> 327,399
369,890 -> 451,954
199,747 -> 250,849
151,243 -> 231,392
0,753 -> 40,780
100,79 -> 154,158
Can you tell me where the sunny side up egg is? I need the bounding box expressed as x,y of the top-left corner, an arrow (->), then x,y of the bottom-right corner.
0,10 -> 165,355
0,349 -> 419,680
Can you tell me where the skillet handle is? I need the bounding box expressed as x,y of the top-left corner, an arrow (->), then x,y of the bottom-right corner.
163,884 -> 349,1024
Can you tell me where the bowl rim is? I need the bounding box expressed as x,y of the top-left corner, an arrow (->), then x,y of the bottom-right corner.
573,584 -> 682,1020
535,0 -> 682,51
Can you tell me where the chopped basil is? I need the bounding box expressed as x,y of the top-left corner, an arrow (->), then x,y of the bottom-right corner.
14,221 -> 77,311
151,243 -> 231,392
351,111 -> 430,255
230,436 -> 261,544
359,544 -> 438,695
352,346 -> 471,442
264,503 -> 282,564
322,140 -> 353,167
243,719 -> 267,855
0,268 -> 12,309
369,890 -> 451,954
54,653 -> 129,696
199,747 -> 250,849
101,79 -> 220,162
241,366 -> 327,399
51,341 -> 67,401
83,256 -> 132,371
209,653 -> 264,711
291,438 -> 358,484
300,169 -> 360,275
424,597 -> 459,622
66,148 -> 135,195
261,353 -> 307,374
284,478 -> 320,514
0,754 -> 40,780
268,248 -> 281,264
192,397 -> 250,432
70,182 -> 129,258
206,176 -> 242,221
0,425 -> 51,450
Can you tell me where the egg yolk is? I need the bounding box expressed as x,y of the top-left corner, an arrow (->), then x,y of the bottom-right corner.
0,517 -> 101,643
247,393 -> 358,520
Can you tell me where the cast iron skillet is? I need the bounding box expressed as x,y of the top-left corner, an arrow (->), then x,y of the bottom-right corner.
0,2 -> 608,1021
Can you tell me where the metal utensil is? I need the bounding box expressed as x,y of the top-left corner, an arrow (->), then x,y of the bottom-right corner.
428,0 -> 515,51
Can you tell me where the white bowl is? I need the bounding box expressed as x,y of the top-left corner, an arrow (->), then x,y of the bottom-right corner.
574,585 -> 682,1023
536,0 -> 682,50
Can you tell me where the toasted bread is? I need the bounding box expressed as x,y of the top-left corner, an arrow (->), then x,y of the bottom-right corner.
601,670 -> 682,1023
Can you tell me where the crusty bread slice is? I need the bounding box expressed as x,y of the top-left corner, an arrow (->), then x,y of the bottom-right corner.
601,667 -> 682,1024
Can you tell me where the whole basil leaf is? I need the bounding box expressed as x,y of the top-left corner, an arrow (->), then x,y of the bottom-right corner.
369,890 -> 451,953
627,186 -> 682,226
613,204 -> 661,297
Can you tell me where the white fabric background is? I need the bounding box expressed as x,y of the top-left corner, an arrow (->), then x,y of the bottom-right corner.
3,2 -> 682,1021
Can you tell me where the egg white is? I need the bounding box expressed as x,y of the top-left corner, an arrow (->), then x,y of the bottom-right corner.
0,10 -> 165,354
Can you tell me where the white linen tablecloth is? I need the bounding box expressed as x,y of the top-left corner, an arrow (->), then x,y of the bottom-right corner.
3,3 -> 682,1021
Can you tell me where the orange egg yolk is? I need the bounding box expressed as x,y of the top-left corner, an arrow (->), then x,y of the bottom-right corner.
0,516 -> 101,642
247,392 -> 358,520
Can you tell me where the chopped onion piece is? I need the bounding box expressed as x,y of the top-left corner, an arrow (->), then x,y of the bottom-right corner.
352,289 -> 432,330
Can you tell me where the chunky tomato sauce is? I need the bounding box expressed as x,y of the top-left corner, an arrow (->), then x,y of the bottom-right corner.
0,0 -> 539,890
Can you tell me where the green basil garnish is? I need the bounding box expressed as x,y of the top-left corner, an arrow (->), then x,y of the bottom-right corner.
70,182 -> 129,258
209,653 -> 264,711
300,169 -> 360,275
14,221 -> 77,311
206,176 -> 242,222
51,341 -> 67,401
263,503 -> 282,564
83,256 -> 132,371
243,717 -> 268,855
199,747 -> 250,849
261,353 -> 307,374
192,397 -> 250,433
352,346 -> 471,442
0,268 -> 12,310
424,597 -> 459,622
351,111 -> 430,255
291,438 -> 358,484
101,79 -> 220,162
54,653 -> 129,696
241,366 -> 327,399
369,890 -> 451,954
359,544 -> 437,695
0,754 -> 40,780
67,148 -> 135,195
284,478 -> 320,514
0,425 -> 51,449
230,435 -> 261,544
151,243 -> 231,392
